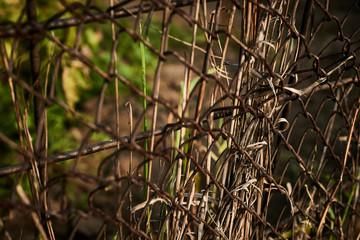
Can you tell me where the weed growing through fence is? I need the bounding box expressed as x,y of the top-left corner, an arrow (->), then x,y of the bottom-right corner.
139,21 -> 151,235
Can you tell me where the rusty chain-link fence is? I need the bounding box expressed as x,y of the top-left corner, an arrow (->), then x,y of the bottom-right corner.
0,0 -> 360,239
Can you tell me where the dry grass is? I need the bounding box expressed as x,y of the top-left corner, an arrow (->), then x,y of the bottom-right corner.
0,0 -> 360,239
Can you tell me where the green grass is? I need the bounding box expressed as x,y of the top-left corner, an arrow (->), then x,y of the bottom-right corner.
139,23 -> 149,201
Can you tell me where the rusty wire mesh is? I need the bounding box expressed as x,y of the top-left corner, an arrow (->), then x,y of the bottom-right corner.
0,0 -> 360,239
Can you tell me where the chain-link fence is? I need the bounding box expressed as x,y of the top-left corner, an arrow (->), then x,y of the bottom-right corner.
0,0 -> 360,239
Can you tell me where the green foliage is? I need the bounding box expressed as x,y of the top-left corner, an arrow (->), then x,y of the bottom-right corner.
0,81 -> 17,140
19,174 -> 32,197
0,0 -> 23,23
0,8 -> 162,160
46,104 -> 78,153
91,131 -> 110,142
0,5 -> 165,232
168,18 -> 206,49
